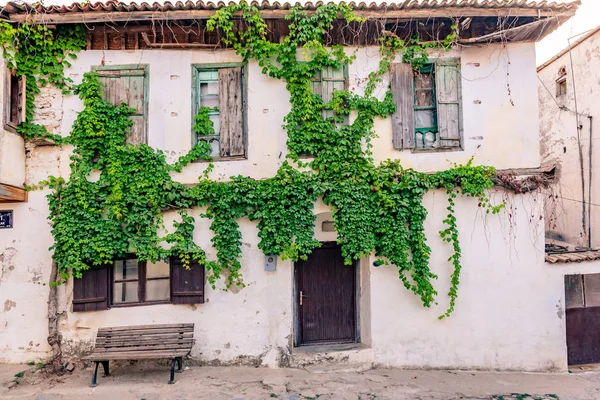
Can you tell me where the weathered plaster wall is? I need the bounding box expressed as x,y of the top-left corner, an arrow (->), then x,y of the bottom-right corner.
538,29 -> 600,248
0,42 -> 571,371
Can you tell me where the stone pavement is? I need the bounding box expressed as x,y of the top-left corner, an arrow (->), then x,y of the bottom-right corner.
2,362 -> 600,400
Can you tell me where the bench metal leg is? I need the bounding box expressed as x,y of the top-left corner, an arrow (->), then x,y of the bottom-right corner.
90,361 -> 100,387
176,357 -> 183,373
168,358 -> 176,384
100,361 -> 110,377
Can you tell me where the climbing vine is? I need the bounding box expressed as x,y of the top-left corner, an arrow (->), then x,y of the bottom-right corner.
3,1 -> 504,317
0,22 -> 86,141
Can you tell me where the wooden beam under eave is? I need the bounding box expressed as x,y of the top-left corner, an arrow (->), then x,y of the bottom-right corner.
9,7 -> 577,24
0,183 -> 27,202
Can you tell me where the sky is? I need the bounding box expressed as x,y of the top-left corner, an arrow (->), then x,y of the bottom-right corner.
536,0 -> 600,66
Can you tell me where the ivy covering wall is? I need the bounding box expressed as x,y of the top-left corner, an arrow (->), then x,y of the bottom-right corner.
1,2 -> 504,318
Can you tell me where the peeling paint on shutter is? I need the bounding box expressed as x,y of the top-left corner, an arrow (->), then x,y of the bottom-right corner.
73,264 -> 110,312
97,66 -> 147,145
16,75 -> 25,125
171,257 -> 205,305
435,59 -> 462,148
218,67 -> 244,157
391,63 -> 415,149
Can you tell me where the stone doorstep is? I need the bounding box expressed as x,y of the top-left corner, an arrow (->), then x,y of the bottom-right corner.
288,343 -> 374,371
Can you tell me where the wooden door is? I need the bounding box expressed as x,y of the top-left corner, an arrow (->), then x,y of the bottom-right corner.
295,243 -> 357,345
565,274 -> 600,365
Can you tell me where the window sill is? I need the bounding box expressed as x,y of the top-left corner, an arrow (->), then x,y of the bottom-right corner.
110,300 -> 171,308
411,146 -> 464,154
3,123 -> 18,135
191,155 -> 247,164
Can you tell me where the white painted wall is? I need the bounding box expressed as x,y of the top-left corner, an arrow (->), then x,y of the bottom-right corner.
0,42 -> 574,371
538,29 -> 600,249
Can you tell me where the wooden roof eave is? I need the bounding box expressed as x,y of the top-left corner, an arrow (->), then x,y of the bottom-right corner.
0,182 -> 27,203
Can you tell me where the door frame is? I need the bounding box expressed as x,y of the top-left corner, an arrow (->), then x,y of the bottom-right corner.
292,242 -> 361,347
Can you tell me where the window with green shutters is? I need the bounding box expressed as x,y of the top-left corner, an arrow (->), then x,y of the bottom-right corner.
391,58 -> 463,151
94,65 -> 148,145
310,65 -> 348,121
192,64 -> 247,159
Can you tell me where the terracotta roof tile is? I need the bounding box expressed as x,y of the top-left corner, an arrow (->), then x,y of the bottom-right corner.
546,250 -> 600,264
0,0 -> 581,17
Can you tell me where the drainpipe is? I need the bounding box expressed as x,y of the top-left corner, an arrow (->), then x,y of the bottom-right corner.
567,35 -> 587,248
589,116 -> 593,248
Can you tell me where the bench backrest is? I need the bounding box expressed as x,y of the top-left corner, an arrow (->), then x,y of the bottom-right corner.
95,323 -> 194,356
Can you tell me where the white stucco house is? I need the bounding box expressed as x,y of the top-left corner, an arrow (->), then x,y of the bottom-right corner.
539,23 -> 600,368
0,0 -> 588,372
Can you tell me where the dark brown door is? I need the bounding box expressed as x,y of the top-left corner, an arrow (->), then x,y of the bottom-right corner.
295,243 -> 357,345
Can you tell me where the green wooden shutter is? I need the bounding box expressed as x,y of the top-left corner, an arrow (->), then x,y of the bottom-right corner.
391,63 -> 415,149
435,59 -> 462,148
218,67 -> 245,157
97,66 -> 147,145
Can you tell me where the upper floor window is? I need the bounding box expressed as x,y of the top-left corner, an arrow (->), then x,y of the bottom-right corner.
94,65 -> 148,145
391,58 -> 463,151
556,76 -> 567,97
192,64 -> 247,159
310,65 -> 348,121
4,69 -> 25,132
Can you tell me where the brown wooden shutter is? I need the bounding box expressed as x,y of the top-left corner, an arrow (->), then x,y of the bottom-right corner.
435,58 -> 462,148
171,257 -> 205,304
16,75 -> 25,125
97,66 -> 147,145
72,264 -> 110,312
391,63 -> 415,149
218,67 -> 245,157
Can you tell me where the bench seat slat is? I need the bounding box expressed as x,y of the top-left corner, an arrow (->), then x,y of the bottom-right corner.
98,323 -> 194,333
95,343 -> 192,353
96,334 -> 193,343
84,350 -> 190,361
97,341 -> 193,349
97,327 -> 193,337
96,337 -> 193,347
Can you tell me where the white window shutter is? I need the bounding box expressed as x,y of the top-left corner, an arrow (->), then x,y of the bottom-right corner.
435,58 -> 462,148
390,63 -> 415,149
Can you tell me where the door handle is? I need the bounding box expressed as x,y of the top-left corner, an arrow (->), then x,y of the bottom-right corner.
300,291 -> 308,306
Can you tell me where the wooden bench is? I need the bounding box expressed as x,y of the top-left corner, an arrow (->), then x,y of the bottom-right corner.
84,323 -> 194,387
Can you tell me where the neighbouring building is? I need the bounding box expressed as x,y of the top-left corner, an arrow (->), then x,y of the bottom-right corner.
539,23 -> 600,367
0,0 -> 586,371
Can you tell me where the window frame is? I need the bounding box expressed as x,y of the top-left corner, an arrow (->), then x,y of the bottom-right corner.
191,62 -> 248,162
310,64 -> 349,121
110,256 -> 171,308
4,68 -> 25,133
413,63 -> 438,136
91,64 -> 150,145
411,58 -> 463,153
556,76 -> 567,98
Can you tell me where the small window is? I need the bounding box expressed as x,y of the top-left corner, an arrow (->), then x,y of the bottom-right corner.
556,77 -> 567,97
391,58 -> 463,151
310,65 -> 348,121
565,273 -> 600,309
414,64 -> 438,148
193,64 -> 246,159
112,258 -> 170,305
4,69 -> 25,132
72,256 -> 205,311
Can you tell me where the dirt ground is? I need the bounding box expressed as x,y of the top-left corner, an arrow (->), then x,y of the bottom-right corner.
2,362 -> 600,400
